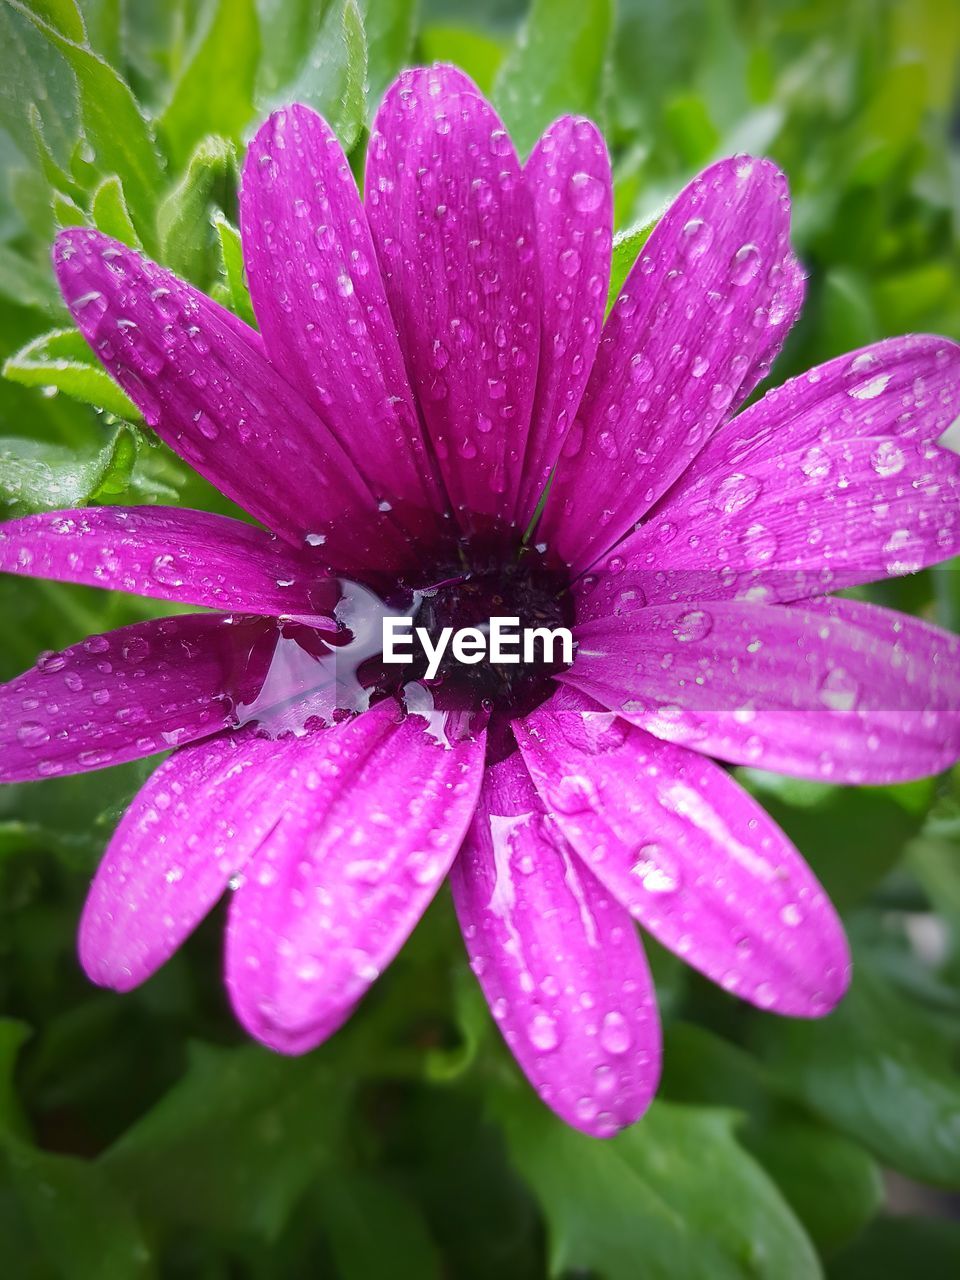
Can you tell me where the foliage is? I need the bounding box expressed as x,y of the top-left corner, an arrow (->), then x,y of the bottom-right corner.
0,0 -> 959,1276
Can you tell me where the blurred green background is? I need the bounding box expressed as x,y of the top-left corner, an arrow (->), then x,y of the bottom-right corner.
1,0 -> 960,1276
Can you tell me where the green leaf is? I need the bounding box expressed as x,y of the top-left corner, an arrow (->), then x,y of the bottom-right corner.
663,93 -> 719,167
827,1214 -> 960,1280
662,1024 -> 882,1255
811,268 -> 881,365
29,101 -> 85,201
255,0 -> 323,95
0,245 -> 68,316
1,1003 -> 151,1280
425,964 -> 491,1082
848,60 -> 927,185
360,0 -> 417,110
90,175 -> 143,248
52,187 -> 86,227
418,25 -> 504,96
263,0 -> 368,151
4,327 -> 140,418
753,962 -> 960,1188
77,0 -> 121,65
749,1119 -> 884,1258
8,0 -> 165,247
0,424 -> 139,513
319,1172 -> 442,1280
0,1 -> 79,164
156,134 -> 235,284
910,826 -> 960,923
0,1140 -> 153,1279
212,211 -> 257,328
494,0 -> 613,156
607,213 -> 660,311
101,1041 -> 351,1240
496,1090 -> 820,1280
158,0 -> 260,169
21,0 -> 86,41
0,1019 -> 32,1140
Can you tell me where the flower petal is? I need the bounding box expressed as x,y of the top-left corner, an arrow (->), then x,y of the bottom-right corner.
539,155 -> 803,569
79,729 -> 294,990
579,336 -> 960,617
52,230 -> 399,571
240,104 -> 447,531
225,700 -> 486,1054
515,116 -> 612,527
0,506 -> 339,618
0,613 -> 279,782
365,64 -> 541,529
566,596 -> 960,783
516,687 -> 850,1016
450,747 -> 660,1136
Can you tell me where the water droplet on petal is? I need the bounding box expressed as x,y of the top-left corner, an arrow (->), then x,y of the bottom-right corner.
630,844 -> 681,894
599,1011 -> 632,1054
672,609 -> 713,643
17,721 -> 50,748
528,1011 -> 560,1052
151,554 -> 184,587
569,170 -> 604,213
818,667 -> 859,713
871,440 -> 906,477
712,472 -> 761,514
558,247 -> 581,278
730,243 -> 761,285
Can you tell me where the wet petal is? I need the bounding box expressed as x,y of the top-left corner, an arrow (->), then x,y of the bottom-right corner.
0,506 -> 338,618
80,729 -> 295,990
516,116 -> 612,527
516,688 -> 850,1016
450,748 -> 660,1136
225,700 -> 486,1053
366,64 -> 541,529
566,596 -> 960,783
540,155 -> 803,569
0,613 -> 278,782
240,104 -> 447,531
579,336 -> 960,617
52,230 -> 398,572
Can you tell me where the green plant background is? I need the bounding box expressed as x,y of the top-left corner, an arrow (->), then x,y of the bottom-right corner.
1,0 -> 959,1276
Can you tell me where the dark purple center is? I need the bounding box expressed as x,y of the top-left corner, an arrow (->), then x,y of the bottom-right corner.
227,534 -> 574,739
397,545 -> 575,719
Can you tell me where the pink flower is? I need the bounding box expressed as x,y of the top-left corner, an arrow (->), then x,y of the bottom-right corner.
3,64 -> 960,1137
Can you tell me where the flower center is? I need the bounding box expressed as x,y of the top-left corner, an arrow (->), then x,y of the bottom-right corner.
396,546 -> 575,719
225,535 -> 574,739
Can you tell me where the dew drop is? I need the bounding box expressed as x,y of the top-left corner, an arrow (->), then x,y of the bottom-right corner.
575,1096 -> 599,1124
818,667 -> 859,713
558,247 -> 581,278
712,472 -> 761,514
730,243 -> 761,285
849,373 -> 891,400
870,439 -> 906,477
17,721 -> 50,748
569,171 -> 604,213
672,609 -> 713,643
37,651 -> 67,673
630,844 -> 681,894
681,217 -> 715,260
151,554 -> 185,587
599,1010 -> 632,1055
528,1012 -> 561,1052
